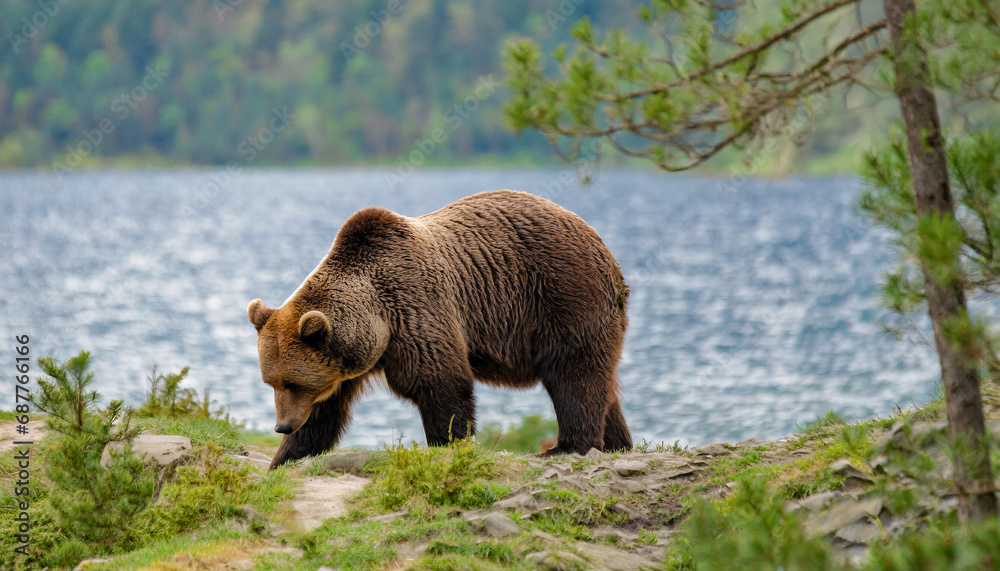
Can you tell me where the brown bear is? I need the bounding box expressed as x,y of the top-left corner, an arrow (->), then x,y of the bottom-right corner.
247,190 -> 631,469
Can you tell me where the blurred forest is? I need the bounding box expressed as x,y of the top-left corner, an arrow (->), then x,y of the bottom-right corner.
0,0 -> 932,171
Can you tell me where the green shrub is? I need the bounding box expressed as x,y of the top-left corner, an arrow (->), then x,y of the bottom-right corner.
136,366 -> 227,420
132,365 -> 243,450
866,515 -> 1000,571
800,409 -> 849,434
529,487 -> 625,539
133,416 -> 243,450
366,438 -> 507,511
32,351 -> 156,550
140,443 -> 291,537
669,476 -> 842,570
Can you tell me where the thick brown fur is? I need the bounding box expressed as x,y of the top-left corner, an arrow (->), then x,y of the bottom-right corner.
248,190 -> 631,469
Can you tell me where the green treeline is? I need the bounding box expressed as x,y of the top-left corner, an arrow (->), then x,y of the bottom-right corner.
0,0 -> 650,169
0,0 -> 957,172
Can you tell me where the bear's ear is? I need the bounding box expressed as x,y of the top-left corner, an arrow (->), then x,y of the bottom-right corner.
298,310 -> 331,345
247,299 -> 275,331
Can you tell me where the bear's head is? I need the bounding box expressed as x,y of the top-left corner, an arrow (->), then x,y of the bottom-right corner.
247,277 -> 389,435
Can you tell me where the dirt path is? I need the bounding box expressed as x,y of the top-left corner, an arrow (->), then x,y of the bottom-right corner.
286,474 -> 371,531
0,420 -> 46,452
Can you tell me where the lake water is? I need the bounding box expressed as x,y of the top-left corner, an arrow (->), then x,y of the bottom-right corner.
0,168 -> 940,448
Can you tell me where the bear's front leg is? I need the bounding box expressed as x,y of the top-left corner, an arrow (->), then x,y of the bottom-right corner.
269,377 -> 364,469
412,377 -> 477,446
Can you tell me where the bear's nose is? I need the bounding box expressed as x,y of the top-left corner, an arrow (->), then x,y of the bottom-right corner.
274,422 -> 293,434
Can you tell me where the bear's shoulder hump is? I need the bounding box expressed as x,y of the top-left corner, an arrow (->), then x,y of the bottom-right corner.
335,207 -> 412,254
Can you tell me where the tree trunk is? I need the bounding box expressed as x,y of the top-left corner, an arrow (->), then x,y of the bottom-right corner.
883,0 -> 998,520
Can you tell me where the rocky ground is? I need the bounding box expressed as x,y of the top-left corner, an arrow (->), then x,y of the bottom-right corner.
8,410 -> 997,570
284,415 -> 998,570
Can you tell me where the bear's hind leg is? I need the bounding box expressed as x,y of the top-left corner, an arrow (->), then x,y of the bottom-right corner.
603,398 -> 632,453
540,360 -> 609,456
269,377 -> 364,469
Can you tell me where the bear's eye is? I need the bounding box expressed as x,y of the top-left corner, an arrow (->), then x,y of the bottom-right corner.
284,382 -> 300,392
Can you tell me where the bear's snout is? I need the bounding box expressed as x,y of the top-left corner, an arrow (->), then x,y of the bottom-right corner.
274,422 -> 293,434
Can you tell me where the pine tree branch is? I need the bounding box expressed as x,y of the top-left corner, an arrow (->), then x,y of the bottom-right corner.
631,0 -> 863,94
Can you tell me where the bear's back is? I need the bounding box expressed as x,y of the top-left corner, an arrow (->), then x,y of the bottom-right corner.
417,190 -> 627,356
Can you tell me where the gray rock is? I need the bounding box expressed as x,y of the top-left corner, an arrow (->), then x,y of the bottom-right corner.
987,418 -> 1000,437
736,437 -> 768,449
633,452 -> 689,465
584,448 -> 608,463
832,545 -> 871,568
835,520 -> 881,544
702,486 -> 728,500
912,420 -> 948,440
829,460 -> 858,474
614,459 -> 649,476
372,510 -> 407,523
868,454 -> 889,474
522,457 -> 548,470
592,482 -> 614,500
526,550 -> 589,569
320,451 -> 370,475
483,513 -> 520,537
573,542 -> 660,570
101,434 -> 192,468
593,526 -> 639,543
798,491 -> 841,512
654,529 -> 678,545
459,509 -> 487,523
530,529 -> 561,543
611,479 -> 649,495
541,467 -> 561,479
612,501 -> 644,521
559,472 -> 613,496
783,500 -> 803,514
921,494 -> 961,517
661,464 -> 702,479
805,496 -> 883,536
690,443 -> 731,457
871,420 -> 906,452
874,420 -> 948,454
493,491 -> 537,511
830,460 -> 874,491
879,513 -> 906,536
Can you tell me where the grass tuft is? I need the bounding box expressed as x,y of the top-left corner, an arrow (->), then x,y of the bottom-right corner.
363,437 -> 510,511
